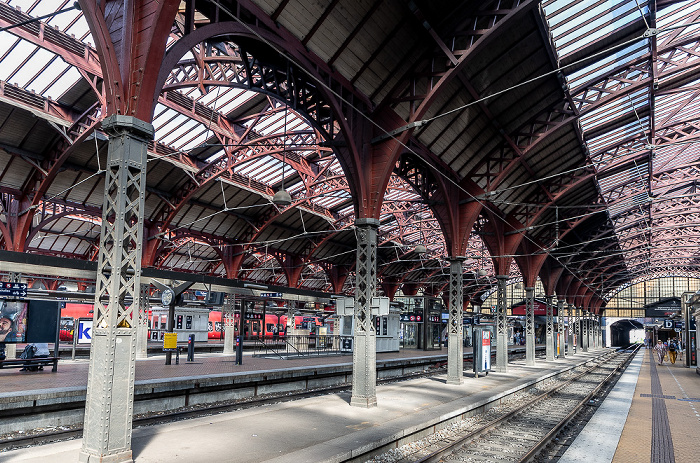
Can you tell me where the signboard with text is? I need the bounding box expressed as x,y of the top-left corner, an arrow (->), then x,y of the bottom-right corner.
645,297 -> 681,318
77,318 -> 93,344
0,282 -> 27,298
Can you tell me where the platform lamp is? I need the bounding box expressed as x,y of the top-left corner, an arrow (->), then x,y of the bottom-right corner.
272,105 -> 292,207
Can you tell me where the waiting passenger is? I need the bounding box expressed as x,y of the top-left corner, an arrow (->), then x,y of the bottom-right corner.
19,343 -> 50,372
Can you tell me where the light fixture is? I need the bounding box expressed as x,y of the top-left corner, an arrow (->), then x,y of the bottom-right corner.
478,269 -> 487,277
243,283 -> 268,290
272,104 -> 292,207
272,188 -> 292,207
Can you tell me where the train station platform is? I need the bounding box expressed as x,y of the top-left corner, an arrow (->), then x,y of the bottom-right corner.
2,348 -> 603,463
559,347 -> 699,463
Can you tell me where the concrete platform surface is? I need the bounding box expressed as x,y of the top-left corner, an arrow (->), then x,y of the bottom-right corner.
612,348 -> 700,463
1,351 -> 601,463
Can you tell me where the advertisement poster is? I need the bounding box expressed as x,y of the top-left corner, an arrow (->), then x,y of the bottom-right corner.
0,300 -> 28,343
482,330 -> 491,371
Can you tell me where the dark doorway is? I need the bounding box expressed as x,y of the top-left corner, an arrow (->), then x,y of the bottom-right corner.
610,319 -> 644,347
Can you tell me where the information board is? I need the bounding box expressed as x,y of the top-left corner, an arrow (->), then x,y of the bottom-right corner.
0,282 -> 27,298
163,332 -> 177,350
482,330 -> 491,371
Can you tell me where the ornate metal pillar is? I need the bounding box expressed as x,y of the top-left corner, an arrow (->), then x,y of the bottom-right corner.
545,295 -> 554,361
525,287 -> 535,366
447,257 -> 465,385
591,315 -> 597,349
599,315 -> 604,347
574,306 -> 581,352
557,299 -> 566,358
495,275 -> 509,372
223,295 -> 236,355
135,284 -> 149,359
351,218 -> 379,408
582,310 -> 589,352
567,304 -> 574,356
80,115 -> 153,463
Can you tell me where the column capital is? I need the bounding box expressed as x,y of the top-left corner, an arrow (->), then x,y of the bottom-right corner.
102,114 -> 155,140
448,256 -> 467,262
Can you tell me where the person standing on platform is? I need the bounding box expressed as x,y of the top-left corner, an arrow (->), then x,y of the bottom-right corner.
653,340 -> 666,365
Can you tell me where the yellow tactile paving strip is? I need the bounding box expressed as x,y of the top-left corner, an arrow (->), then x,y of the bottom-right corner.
613,348 -> 700,463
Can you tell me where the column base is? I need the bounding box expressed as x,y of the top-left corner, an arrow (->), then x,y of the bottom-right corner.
350,395 -> 377,408
446,376 -> 463,385
79,449 -> 133,463
135,325 -> 148,359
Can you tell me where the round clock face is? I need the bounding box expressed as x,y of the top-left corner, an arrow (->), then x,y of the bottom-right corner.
161,288 -> 174,306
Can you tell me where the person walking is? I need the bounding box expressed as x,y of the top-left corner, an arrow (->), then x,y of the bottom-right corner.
668,338 -> 678,364
653,340 -> 666,365
668,338 -> 681,365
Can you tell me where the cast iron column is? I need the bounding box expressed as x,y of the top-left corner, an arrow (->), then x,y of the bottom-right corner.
599,315 -> 604,347
567,304 -> 574,355
495,275 -> 509,372
525,287 -> 535,366
574,306 -> 581,352
223,295 -> 235,355
447,257 -> 465,385
581,309 -> 588,352
546,295 -> 554,361
592,315 -> 597,349
79,115 -> 153,463
557,299 -> 566,358
135,284 -> 149,359
351,218 -> 379,407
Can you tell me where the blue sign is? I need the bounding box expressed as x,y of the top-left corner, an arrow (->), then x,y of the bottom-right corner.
0,282 -> 27,298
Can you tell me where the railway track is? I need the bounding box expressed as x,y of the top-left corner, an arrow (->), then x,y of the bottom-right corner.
0,347 -> 544,452
371,346 -> 639,463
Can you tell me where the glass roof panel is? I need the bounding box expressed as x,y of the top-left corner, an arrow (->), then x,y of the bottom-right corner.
544,0 -> 700,278
546,0 -> 647,57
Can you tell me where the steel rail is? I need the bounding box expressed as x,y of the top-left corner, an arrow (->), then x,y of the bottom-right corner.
0,347 -> 542,452
413,347 -> 638,463
518,344 -> 641,462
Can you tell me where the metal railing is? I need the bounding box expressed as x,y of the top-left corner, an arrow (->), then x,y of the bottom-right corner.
251,334 -> 353,358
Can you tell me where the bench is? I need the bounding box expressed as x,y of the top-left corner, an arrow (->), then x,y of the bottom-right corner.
0,357 -> 59,372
